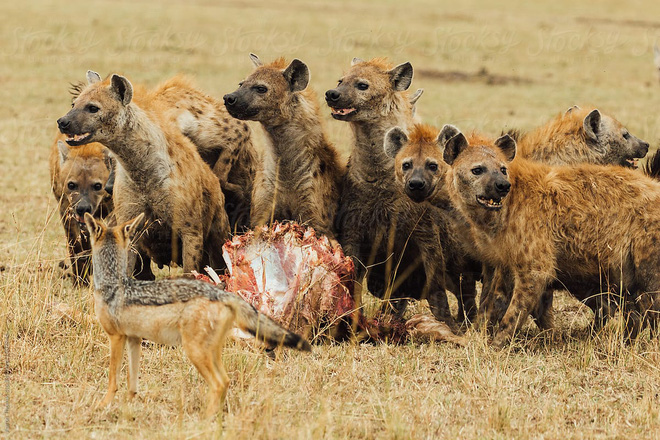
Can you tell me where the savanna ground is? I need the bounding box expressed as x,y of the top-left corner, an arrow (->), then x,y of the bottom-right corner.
1,0 -> 660,438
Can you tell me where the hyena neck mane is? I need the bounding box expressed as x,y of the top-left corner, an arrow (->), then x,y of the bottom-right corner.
348,111 -> 411,183
261,90 -> 331,177
104,104 -> 171,187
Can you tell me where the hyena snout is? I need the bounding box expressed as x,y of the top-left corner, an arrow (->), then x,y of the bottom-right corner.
73,199 -> 94,220
635,140 -> 650,158
57,117 -> 71,132
406,177 -> 429,202
223,93 -> 238,107
325,89 -> 341,103
495,180 -> 511,196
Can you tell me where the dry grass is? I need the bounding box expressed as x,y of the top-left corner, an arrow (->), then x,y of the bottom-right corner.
2,0 -> 660,438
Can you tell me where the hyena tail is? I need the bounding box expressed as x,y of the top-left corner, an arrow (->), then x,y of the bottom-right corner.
220,292 -> 312,351
644,149 -> 660,181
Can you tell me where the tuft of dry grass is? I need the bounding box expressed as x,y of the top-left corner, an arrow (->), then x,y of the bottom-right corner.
2,0 -> 660,438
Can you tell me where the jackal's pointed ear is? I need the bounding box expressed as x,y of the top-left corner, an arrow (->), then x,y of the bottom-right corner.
122,213 -> 146,242
83,212 -> 103,242
583,109 -> 601,142
249,53 -> 263,68
383,127 -> 408,159
283,59 -> 309,92
110,74 -> 133,106
565,105 -> 580,115
437,125 -> 461,151
443,133 -> 469,165
57,140 -> 70,165
86,70 -> 101,85
494,134 -> 517,162
388,62 -> 413,91
351,57 -> 364,66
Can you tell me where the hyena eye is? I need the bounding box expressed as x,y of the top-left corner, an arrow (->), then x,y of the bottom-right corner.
67,182 -> 77,190
86,104 -> 99,113
402,162 -> 412,171
427,163 -> 438,172
471,167 -> 484,176
238,81 -> 244,86
93,183 -> 103,191
337,80 -> 343,85
356,82 -> 369,91
622,132 -> 630,140
500,167 -> 508,175
255,86 -> 268,94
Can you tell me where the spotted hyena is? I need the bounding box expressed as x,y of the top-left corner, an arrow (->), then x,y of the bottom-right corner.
383,123 -> 482,322
442,129 -> 660,346
324,58 -> 463,331
71,75 -> 256,231
50,136 -> 113,285
57,71 -> 230,277
512,106 -> 649,168
223,54 -> 344,241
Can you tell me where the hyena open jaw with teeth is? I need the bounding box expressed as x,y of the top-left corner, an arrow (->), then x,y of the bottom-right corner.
57,71 -> 230,278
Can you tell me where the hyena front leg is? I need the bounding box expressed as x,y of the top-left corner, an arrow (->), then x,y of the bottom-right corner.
492,270 -> 551,348
250,180 -> 277,228
180,230 -> 204,273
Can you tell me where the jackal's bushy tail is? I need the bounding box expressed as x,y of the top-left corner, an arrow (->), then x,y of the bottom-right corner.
219,293 -> 312,351
644,149 -> 660,180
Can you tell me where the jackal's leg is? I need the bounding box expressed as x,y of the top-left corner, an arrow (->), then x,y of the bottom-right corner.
182,331 -> 226,418
96,334 -> 126,409
126,337 -> 141,400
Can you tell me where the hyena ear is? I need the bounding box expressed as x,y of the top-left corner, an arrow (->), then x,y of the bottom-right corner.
494,134 -> 517,162
583,109 -> 601,142
351,57 -> 364,66
249,53 -> 263,68
86,70 -> 102,85
388,62 -> 413,91
83,212 -> 103,241
283,59 -> 310,92
437,124 -> 461,150
409,88 -> 424,106
57,140 -> 70,165
110,74 -> 133,106
383,127 -> 409,159
104,162 -> 116,196
122,213 -> 146,242
443,133 -> 469,165
565,105 -> 580,115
